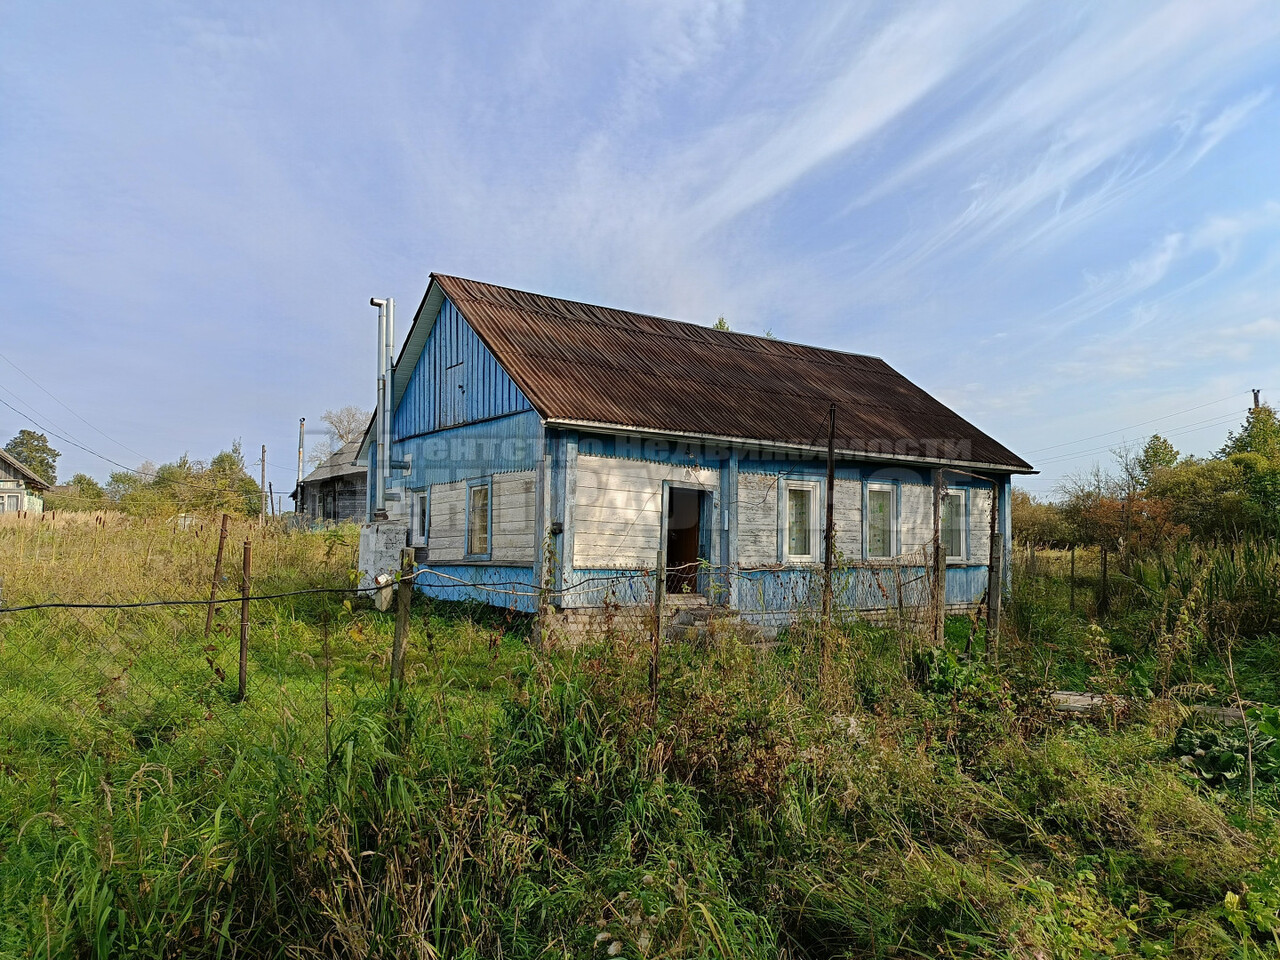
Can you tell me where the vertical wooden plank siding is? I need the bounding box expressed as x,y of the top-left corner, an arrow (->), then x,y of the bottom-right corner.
392,297 -> 533,439
722,450 -> 738,605
562,432 -> 578,589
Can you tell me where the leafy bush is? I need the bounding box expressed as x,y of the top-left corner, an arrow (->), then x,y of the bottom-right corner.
1173,707 -> 1280,786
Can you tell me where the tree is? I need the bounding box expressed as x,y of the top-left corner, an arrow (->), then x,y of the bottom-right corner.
1219,403 -> 1280,460
4,429 -> 59,485
1144,458 -> 1254,541
322,406 -> 372,444
1010,488 -> 1070,546
69,472 -> 105,502
1135,434 -> 1179,487
712,316 -> 730,331
307,437 -> 335,469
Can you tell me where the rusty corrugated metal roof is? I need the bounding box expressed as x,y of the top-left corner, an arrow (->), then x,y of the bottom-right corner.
431,274 -> 1033,472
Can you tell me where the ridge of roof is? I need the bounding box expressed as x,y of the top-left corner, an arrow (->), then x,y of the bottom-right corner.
432,273 -> 890,365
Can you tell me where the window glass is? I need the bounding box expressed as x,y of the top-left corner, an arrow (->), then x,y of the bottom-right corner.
787,487 -> 811,557
867,487 -> 893,558
943,491 -> 964,559
467,484 -> 489,555
418,495 -> 428,541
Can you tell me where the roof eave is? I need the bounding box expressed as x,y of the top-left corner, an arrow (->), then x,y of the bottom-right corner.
543,418 -> 1037,475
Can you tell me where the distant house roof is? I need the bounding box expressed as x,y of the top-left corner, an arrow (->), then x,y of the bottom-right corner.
299,439 -> 365,486
0,448 -> 51,490
381,275 -> 1032,473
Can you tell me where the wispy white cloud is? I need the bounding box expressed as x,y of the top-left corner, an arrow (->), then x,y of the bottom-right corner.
677,2 -> 1024,234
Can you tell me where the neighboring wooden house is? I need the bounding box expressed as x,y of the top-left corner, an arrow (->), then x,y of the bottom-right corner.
294,439 -> 366,523
357,274 -> 1034,627
0,449 -> 49,514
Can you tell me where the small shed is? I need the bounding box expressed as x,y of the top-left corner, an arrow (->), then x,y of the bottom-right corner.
0,449 -> 49,514
293,439 -> 366,523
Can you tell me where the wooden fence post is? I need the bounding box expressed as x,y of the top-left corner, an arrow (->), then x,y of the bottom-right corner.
1099,544 -> 1110,617
205,513 -> 229,638
931,470 -> 945,647
986,484 -> 1001,665
822,403 -> 836,626
237,538 -> 251,702
651,548 -> 666,708
1069,544 -> 1076,614
390,548 -> 413,693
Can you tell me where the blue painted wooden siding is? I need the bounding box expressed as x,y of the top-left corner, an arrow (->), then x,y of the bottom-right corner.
393,409 -> 544,490
393,297 -> 534,439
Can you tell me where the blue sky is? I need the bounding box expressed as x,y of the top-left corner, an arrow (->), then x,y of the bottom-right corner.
2,1 -> 1278,498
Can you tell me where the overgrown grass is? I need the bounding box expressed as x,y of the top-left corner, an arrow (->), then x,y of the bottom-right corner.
2,514 -> 1279,957
1006,543 -> 1280,706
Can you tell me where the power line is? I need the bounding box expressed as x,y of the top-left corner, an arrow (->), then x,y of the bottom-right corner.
0,394 -> 267,503
1031,410 -> 1245,467
1033,413 -> 1242,465
0,349 -> 152,463
1024,391 -> 1250,455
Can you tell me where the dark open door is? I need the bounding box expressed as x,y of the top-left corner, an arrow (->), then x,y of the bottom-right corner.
667,487 -> 702,594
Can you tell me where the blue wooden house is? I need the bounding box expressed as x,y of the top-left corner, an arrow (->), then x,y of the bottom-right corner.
356,275 -> 1033,629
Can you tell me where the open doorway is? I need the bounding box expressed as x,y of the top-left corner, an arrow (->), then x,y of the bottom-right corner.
666,487 -> 704,594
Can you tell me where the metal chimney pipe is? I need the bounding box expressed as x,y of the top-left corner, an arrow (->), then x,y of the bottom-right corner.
384,297 -> 395,511
370,298 -> 389,516
296,418 -> 305,490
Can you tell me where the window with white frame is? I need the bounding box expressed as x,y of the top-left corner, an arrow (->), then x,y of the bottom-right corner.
783,481 -> 819,561
942,489 -> 966,560
866,483 -> 896,558
466,480 -> 490,557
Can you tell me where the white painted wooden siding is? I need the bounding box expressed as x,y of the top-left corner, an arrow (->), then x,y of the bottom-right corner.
428,471 -> 536,563
968,487 -> 993,562
899,483 -> 934,561
740,474 -> 860,566
895,484 -> 992,563
428,480 -> 467,561
737,473 -> 778,567
492,471 -> 536,562
833,477 -> 861,560
573,456 -> 718,568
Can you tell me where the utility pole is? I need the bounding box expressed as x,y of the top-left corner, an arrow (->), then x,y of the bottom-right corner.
822,403 -> 836,625
1253,389 -> 1261,410
259,444 -> 267,525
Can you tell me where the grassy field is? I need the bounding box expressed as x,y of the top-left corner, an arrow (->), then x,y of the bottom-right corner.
1,514 -> 1278,958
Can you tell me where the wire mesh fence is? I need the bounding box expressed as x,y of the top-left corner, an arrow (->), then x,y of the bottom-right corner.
0,509 -> 985,777
0,589 -> 382,765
